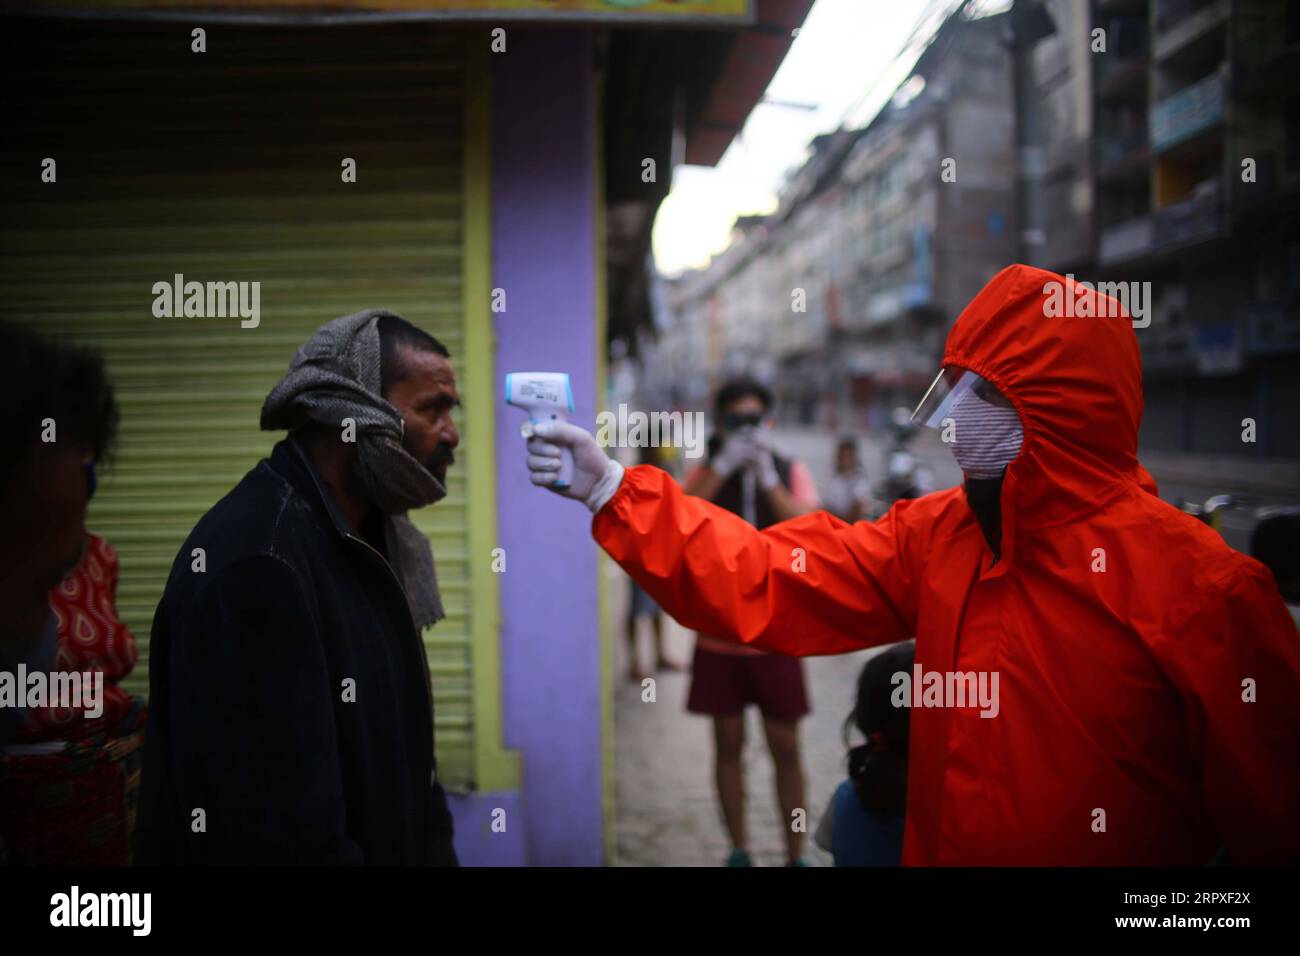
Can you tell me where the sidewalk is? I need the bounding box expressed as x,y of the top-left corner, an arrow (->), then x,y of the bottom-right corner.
609,558 -> 875,867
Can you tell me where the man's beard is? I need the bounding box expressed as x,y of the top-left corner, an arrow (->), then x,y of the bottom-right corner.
421,443 -> 455,476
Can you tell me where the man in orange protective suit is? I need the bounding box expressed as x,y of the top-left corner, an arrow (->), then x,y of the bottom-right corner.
523,264 -> 1300,865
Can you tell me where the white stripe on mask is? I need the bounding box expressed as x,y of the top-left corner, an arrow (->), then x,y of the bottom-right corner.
947,389 -> 1023,479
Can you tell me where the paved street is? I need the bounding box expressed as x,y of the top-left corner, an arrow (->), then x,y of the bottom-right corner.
609,555 -> 876,867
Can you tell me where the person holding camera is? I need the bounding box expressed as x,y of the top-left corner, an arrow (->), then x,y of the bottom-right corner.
679,379 -> 819,867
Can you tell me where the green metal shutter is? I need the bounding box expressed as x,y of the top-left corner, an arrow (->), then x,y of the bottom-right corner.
0,19 -> 474,787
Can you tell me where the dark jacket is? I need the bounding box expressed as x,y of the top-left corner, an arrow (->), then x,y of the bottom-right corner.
135,437 -> 457,865
707,450 -> 793,531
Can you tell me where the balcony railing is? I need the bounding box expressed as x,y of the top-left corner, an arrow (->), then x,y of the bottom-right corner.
1150,68 -> 1225,151
1137,326 -> 1194,372
1096,53 -> 1148,100
1155,0 -> 1228,56
1098,133 -> 1148,167
1152,179 -> 1222,249
1100,215 -> 1154,264
1156,0 -> 1217,32
1243,301 -> 1300,356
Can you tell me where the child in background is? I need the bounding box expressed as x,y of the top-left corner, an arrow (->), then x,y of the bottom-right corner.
822,435 -> 871,523
813,641 -> 913,866
625,444 -> 685,682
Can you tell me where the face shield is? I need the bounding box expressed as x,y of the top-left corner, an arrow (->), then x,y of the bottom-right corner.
911,367 -> 1023,479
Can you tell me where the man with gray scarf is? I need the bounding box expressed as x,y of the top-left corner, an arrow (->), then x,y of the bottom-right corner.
136,309 -> 460,865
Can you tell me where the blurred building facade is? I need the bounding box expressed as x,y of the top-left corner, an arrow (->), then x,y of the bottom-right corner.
646,6 -> 1017,431
645,0 -> 1299,469
1021,0 -> 1300,461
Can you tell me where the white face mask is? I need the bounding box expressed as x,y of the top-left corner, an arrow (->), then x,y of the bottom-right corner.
946,388 -> 1023,479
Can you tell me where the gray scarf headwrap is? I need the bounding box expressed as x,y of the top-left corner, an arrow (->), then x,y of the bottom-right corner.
260,308 -> 446,630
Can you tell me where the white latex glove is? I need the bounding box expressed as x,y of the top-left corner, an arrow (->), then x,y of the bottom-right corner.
717,427 -> 779,489
753,446 -> 780,491
710,427 -> 760,477
527,421 -> 625,514
746,427 -> 781,490
748,425 -> 775,453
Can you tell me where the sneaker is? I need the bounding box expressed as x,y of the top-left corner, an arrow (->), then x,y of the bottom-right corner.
725,848 -> 753,867
786,858 -> 810,867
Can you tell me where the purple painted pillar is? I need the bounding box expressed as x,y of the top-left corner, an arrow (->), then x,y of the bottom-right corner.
492,29 -> 603,866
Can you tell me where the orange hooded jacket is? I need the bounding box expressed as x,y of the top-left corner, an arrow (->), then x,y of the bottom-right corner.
593,264 -> 1300,865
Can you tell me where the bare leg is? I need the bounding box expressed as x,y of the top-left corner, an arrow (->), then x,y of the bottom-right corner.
625,601 -> 645,684
713,714 -> 746,854
762,716 -> 806,864
652,614 -> 683,670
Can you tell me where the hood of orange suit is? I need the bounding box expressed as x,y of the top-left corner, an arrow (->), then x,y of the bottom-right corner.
941,264 -> 1157,535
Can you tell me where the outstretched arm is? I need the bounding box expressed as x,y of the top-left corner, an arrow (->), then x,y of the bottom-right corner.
524,422 -> 920,657
593,463 -> 916,656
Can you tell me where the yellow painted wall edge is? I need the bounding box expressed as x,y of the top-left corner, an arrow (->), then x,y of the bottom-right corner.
462,33 -> 522,794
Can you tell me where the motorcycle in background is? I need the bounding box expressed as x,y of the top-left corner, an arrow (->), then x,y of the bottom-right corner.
1176,493 -> 1250,534
869,407 -> 934,518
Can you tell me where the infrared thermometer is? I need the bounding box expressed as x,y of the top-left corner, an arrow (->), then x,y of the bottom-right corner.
505,371 -> 576,489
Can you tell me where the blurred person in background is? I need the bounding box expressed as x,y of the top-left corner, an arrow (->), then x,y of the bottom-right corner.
0,320 -> 145,865
822,435 -> 871,523
625,445 -> 684,683
0,321 -> 115,684
678,378 -> 819,867
814,641 -> 913,866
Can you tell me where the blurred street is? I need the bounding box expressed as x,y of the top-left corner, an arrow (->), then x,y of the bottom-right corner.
610,556 -> 875,867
